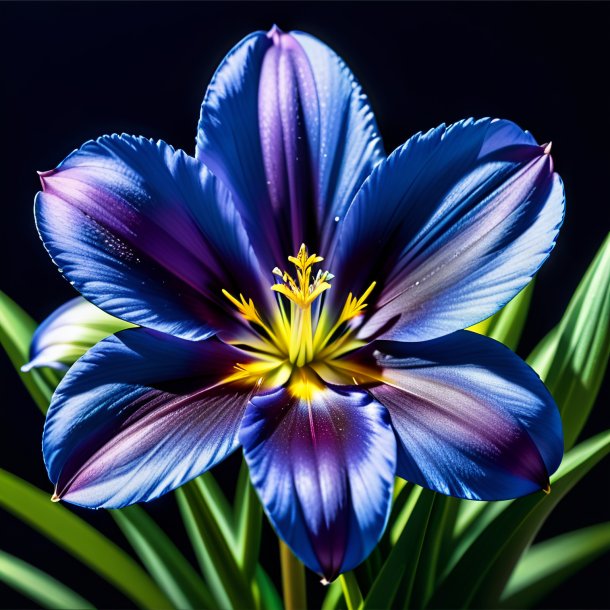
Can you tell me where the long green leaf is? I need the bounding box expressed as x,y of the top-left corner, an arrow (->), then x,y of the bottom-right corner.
410,495 -> 460,609
340,572 -> 363,610
254,564 -> 284,610
468,280 -> 534,350
0,468 -> 172,609
364,487 -> 435,610
176,480 -> 255,610
528,234 -> 610,450
429,430 -> 610,609
112,505 -> 214,610
322,579 -> 346,610
0,291 -> 59,413
0,549 -> 94,609
234,458 -> 262,579
500,522 -> 610,609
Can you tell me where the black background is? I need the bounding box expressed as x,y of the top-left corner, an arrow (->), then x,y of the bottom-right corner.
1,2 -> 609,608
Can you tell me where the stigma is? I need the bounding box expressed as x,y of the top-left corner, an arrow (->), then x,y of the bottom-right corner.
271,244 -> 334,308
223,244 -> 376,376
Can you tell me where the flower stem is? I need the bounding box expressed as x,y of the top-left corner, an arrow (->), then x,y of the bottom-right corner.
279,540 -> 307,610
340,572 -> 363,610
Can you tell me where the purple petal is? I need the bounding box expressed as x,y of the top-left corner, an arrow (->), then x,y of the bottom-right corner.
240,382 -> 396,580
36,135 -> 269,341
329,119 -> 564,342
367,331 -> 563,500
197,28 -> 384,267
43,328 -> 253,508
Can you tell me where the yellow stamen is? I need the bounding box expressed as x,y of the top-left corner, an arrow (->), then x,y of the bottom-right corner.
221,289 -> 281,346
223,244 -> 376,374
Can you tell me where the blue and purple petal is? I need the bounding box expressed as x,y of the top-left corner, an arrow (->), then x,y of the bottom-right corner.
330,118 -> 564,342
366,330 -> 563,500
197,27 -> 384,268
36,135 -> 270,341
43,328 -> 253,508
240,383 -> 396,580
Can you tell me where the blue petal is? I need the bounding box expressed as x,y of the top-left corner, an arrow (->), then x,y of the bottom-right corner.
240,382 -> 396,580
43,328 -> 253,508
330,118 -> 564,342
368,331 -> 563,500
23,297 -> 134,372
36,135 -> 268,341
196,28 -> 384,266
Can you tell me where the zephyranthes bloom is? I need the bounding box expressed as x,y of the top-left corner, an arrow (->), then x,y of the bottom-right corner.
33,26 -> 564,580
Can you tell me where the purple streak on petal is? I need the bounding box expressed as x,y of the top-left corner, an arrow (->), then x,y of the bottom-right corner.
367,331 -> 563,500
197,28 -> 384,265
259,27 -> 318,251
290,31 -> 385,253
240,383 -> 396,580
36,135 -> 270,341
330,118 -> 564,342
43,328 -> 253,508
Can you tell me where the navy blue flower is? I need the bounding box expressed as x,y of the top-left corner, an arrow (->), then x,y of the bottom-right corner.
35,27 -> 564,580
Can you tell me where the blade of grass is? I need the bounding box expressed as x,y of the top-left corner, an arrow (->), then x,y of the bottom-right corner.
254,564 -> 284,610
322,579 -> 346,610
176,481 -> 255,610
364,487 -> 435,610
0,468 -> 171,609
0,291 -> 60,413
500,522 -> 610,609
429,430 -> 610,609
528,234 -> 610,450
234,458 -> 262,579
0,550 -> 94,610
112,505 -> 214,610
340,571 -> 363,610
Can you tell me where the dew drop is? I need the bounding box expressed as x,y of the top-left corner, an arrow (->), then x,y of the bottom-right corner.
334,216 -> 340,222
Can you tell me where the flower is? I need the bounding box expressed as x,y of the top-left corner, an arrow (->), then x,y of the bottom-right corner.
34,26 -> 564,580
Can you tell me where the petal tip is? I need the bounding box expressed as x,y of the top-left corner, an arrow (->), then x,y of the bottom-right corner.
543,141 -> 553,154
37,169 -> 54,190
267,24 -> 284,41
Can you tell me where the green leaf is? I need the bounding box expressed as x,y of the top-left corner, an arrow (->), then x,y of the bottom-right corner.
0,291 -> 60,413
234,458 -> 262,580
364,487 -> 435,610
467,280 -> 534,350
112,505 -> 214,610
429,430 -> 610,609
500,522 -> 610,609
340,571 -> 363,610
410,495 -> 461,609
322,579 -> 346,610
0,468 -> 172,609
176,478 -> 255,610
254,564 -> 284,610
0,549 -> 94,609
528,234 -> 610,450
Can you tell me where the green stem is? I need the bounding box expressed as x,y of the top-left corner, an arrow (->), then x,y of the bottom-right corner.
340,572 -> 363,610
279,540 -> 307,610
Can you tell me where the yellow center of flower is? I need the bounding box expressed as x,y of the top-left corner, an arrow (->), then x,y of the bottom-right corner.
222,244 -> 376,396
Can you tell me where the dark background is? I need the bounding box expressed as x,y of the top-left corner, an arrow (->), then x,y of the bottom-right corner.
1,2 -> 609,608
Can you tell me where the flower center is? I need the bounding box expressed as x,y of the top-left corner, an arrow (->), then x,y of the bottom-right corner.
222,244 -> 376,391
